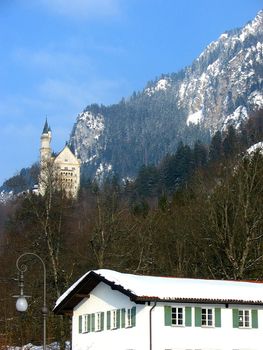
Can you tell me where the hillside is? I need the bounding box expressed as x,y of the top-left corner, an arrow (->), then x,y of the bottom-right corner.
70,10 -> 263,181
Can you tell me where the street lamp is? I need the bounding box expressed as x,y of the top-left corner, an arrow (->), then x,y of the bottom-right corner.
14,253 -> 48,350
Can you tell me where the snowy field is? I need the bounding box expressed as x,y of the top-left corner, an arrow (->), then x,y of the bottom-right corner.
7,342 -> 70,350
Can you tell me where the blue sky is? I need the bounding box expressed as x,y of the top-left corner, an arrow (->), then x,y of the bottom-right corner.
0,0 -> 262,186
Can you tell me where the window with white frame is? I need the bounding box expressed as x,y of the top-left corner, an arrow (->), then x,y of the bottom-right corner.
126,308 -> 132,327
171,307 -> 184,326
238,309 -> 251,328
111,309 -> 117,329
84,314 -> 89,332
95,312 -> 102,331
201,307 -> 214,327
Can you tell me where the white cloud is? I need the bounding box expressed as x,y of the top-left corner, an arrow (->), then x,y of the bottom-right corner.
36,0 -> 122,19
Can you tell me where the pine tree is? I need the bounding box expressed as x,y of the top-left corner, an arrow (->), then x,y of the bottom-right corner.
223,125 -> 238,158
209,131 -> 223,162
194,140 -> 208,168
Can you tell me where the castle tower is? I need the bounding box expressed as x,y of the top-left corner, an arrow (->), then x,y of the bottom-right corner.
39,119 -> 52,195
40,119 -> 52,163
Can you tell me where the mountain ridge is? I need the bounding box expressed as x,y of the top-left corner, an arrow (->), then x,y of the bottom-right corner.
70,10 -> 263,181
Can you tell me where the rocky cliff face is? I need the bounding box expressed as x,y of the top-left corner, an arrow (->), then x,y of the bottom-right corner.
70,10 -> 263,180
179,9 -> 263,131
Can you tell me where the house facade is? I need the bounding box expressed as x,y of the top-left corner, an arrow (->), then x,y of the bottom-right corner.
54,269 -> 263,350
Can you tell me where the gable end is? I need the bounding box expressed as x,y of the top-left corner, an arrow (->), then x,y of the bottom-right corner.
54,271 -> 138,315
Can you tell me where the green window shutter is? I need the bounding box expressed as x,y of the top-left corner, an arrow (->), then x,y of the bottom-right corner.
101,312 -> 104,331
107,311 -> 111,330
131,306 -> 136,327
185,307 -> 192,327
164,306 -> 172,326
121,308 -> 126,328
195,307 -> 201,327
252,310 -> 258,329
232,309 -> 239,328
87,314 -> 91,332
79,315 -> 82,333
215,308 -> 221,327
117,309 -> 121,328
91,313 -> 95,332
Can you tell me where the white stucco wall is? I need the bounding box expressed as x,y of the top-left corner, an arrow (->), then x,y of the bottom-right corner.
54,146 -> 81,197
152,302 -> 263,350
72,281 -> 263,350
72,282 -> 149,350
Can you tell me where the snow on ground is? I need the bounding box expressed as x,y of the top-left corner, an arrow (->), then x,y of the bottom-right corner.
186,109 -> 203,126
7,342 -> 70,350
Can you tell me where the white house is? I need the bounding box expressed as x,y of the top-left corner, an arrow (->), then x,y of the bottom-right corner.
53,269 -> 263,350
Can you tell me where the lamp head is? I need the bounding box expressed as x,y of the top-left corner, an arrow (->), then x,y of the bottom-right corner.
16,296 -> 28,312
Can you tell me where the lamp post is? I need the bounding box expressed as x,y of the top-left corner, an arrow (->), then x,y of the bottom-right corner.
14,253 -> 48,350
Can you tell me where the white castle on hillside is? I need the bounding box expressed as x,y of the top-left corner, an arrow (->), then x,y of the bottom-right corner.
39,119 -> 81,198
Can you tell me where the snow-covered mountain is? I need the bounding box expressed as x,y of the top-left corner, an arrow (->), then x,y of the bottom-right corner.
70,10 -> 263,181
1,11 -> 262,198
181,9 -> 263,131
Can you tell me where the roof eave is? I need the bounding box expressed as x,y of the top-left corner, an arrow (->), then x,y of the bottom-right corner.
53,271 -> 139,315
134,296 -> 263,306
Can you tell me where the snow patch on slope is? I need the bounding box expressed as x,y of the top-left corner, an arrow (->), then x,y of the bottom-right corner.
95,162 -> 113,183
219,33 -> 228,40
237,10 -> 263,43
247,142 -> 263,155
0,190 -> 14,204
145,78 -> 171,96
248,91 -> 263,109
78,111 -> 104,134
207,59 -> 220,76
222,106 -> 248,130
186,109 -> 204,126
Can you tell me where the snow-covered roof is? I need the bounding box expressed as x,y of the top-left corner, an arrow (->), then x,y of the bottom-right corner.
54,270 -> 263,314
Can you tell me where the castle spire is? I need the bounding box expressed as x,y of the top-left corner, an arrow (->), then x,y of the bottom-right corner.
42,118 -> 49,134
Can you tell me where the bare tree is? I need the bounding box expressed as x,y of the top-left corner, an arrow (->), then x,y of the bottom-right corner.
203,152 -> 263,279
